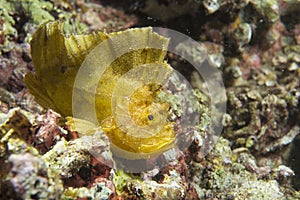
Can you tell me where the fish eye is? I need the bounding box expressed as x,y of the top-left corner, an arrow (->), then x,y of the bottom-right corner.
148,115 -> 154,120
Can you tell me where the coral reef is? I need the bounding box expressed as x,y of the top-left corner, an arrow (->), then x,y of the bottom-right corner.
0,108 -> 63,199
0,0 -> 54,42
0,0 -> 299,199
1,153 -> 63,199
190,137 -> 296,199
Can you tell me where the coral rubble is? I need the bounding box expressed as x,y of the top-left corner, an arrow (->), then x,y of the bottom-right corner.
0,0 -> 299,199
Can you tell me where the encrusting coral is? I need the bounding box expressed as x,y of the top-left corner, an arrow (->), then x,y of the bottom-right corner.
1,0 -> 300,199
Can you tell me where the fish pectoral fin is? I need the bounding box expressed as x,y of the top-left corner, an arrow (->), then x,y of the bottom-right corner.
24,73 -> 55,110
66,117 -> 98,136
